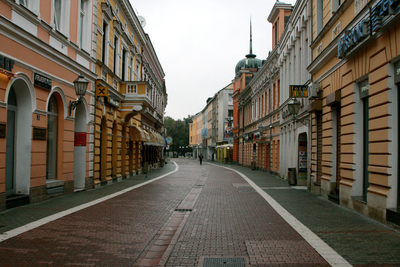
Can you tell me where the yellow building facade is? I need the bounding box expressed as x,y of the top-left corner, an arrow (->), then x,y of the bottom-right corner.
93,0 -> 166,187
309,0 -> 400,224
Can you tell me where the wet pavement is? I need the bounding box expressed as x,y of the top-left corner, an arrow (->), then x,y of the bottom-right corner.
0,158 -> 399,266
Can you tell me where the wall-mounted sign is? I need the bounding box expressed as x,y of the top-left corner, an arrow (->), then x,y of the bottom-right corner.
96,85 -> 108,97
371,0 -> 400,32
395,61 -> 400,84
74,132 -> 87,146
34,73 -> 52,90
338,19 -> 369,59
0,123 -> 5,138
32,127 -> 47,140
0,55 -> 16,78
290,85 -> 308,98
359,79 -> 369,99
298,141 -> 307,181
223,121 -> 233,140
106,96 -> 120,108
0,55 -> 14,71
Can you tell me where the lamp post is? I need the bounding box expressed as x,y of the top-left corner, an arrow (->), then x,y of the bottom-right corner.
69,74 -> 89,116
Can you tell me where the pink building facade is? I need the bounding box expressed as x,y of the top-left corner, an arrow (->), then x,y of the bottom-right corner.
0,0 -> 96,210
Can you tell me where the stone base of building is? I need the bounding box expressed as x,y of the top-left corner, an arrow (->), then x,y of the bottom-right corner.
340,185 -> 386,224
85,177 -> 94,190
310,177 -> 321,195
320,179 -> 337,198
30,185 -> 48,204
0,193 -> 6,212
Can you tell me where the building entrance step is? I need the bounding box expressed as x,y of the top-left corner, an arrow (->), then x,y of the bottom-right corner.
6,194 -> 29,209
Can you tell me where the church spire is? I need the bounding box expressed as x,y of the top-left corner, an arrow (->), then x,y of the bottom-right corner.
246,18 -> 256,58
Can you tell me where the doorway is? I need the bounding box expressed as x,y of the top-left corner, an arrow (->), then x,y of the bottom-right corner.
5,87 -> 17,196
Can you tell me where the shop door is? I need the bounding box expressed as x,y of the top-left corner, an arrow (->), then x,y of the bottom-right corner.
316,111 -> 323,184
336,107 -> 341,191
6,106 -> 16,196
265,143 -> 270,171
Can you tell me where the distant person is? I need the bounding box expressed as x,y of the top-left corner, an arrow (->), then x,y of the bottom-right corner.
199,153 -> 203,165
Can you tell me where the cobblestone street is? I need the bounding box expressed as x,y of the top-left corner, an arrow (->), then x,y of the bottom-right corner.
0,159 -> 399,266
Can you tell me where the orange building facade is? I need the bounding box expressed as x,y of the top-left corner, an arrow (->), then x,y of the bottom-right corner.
309,0 -> 400,225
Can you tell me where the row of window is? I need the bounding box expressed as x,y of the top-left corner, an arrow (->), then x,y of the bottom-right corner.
18,0 -> 92,51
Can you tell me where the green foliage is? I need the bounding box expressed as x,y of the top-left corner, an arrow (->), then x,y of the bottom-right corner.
164,115 -> 193,155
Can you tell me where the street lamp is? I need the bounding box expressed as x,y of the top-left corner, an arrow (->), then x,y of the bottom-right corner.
287,98 -> 301,116
69,74 -> 89,116
287,98 -> 310,126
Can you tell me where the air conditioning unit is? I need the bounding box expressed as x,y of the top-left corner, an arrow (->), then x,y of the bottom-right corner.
308,82 -> 319,99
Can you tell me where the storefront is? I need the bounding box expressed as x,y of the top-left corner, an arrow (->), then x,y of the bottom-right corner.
0,53 -> 93,210
309,0 -> 400,223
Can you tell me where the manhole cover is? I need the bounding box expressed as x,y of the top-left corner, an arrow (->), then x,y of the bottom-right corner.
174,208 -> 192,212
203,258 -> 245,267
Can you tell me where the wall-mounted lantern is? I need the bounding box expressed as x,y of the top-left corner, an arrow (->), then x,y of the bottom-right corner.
69,74 -> 89,116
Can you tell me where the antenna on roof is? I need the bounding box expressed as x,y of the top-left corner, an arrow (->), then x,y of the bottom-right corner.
138,16 -> 146,28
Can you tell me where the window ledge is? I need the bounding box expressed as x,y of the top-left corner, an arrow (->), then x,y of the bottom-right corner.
46,179 -> 64,189
352,195 -> 367,204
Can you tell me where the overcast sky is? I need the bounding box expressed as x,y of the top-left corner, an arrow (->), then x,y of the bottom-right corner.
131,0 -> 297,120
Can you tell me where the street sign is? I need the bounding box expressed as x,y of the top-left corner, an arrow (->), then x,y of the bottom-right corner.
166,136 -> 173,144
290,85 -> 308,98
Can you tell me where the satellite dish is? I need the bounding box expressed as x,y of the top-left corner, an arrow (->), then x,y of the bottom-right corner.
138,16 -> 146,28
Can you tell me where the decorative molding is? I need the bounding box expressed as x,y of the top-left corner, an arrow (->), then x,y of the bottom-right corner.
332,22 -> 341,40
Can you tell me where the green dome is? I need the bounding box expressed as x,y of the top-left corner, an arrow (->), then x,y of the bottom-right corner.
235,19 -> 262,77
235,53 -> 262,77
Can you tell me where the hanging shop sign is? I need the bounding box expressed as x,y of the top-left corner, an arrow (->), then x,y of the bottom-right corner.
74,132 -> 87,146
34,73 -> 52,90
96,83 -> 108,97
395,60 -> 400,84
289,85 -> 308,98
0,55 -> 16,77
371,0 -> 400,32
338,19 -> 369,59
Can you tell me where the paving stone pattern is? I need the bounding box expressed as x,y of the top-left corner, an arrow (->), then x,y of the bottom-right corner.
0,159 -> 399,266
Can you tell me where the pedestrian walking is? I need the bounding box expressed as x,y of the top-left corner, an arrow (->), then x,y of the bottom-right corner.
199,153 -> 203,165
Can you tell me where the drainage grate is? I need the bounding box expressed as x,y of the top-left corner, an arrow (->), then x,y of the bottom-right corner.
174,208 -> 192,212
203,258 -> 245,267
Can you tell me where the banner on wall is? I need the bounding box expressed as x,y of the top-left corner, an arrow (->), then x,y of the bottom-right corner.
298,141 -> 307,181
223,121 -> 233,139
74,132 -> 87,147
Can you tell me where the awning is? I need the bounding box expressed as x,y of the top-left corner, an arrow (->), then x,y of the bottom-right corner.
215,144 -> 233,149
144,130 -> 166,147
130,126 -> 150,142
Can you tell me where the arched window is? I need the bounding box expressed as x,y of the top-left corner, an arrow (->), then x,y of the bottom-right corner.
46,95 -> 58,180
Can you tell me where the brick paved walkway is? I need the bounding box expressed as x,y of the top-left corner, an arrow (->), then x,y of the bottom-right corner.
0,158 -> 399,266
